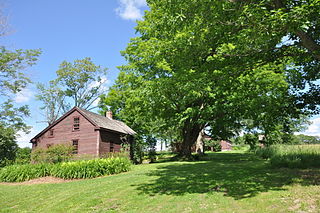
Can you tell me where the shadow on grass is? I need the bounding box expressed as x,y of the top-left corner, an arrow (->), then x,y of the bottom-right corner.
133,152 -> 320,199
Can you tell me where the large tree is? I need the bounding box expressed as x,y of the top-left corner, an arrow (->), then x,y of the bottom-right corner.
0,7 -> 41,132
56,57 -> 108,109
37,57 -> 108,124
0,9 -> 40,165
100,3 -> 299,158
0,47 -> 41,131
36,81 -> 66,125
102,0 -> 317,158
0,123 -> 17,167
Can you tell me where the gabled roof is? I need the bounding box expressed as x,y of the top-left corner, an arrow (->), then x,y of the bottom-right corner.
30,107 -> 136,142
78,108 -> 136,135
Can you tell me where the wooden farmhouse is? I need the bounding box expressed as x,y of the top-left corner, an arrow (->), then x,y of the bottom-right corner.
30,107 -> 136,156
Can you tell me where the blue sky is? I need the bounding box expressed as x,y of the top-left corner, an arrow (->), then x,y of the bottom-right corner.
2,0 -> 319,147
1,0 -> 148,147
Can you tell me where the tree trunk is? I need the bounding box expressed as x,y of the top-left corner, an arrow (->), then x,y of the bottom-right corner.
178,120 -> 203,159
195,129 -> 205,155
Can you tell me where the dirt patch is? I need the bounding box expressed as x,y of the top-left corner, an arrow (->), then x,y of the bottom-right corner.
0,176 -> 81,185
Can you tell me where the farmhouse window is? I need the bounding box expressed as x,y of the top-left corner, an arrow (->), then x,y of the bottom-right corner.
110,142 -> 114,152
73,117 -> 80,131
49,129 -> 54,137
72,139 -> 79,154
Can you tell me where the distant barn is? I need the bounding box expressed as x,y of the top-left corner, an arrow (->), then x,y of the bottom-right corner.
220,140 -> 232,151
30,107 -> 135,156
203,135 -> 233,152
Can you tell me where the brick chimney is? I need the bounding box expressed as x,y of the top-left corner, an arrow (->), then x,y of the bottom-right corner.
106,110 -> 113,119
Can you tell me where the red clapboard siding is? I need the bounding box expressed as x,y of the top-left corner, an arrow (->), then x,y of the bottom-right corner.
33,111 -> 99,155
99,130 -> 123,155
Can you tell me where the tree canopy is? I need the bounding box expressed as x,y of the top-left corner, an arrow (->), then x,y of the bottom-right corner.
101,0 -> 319,157
37,57 -> 108,125
0,7 -> 41,133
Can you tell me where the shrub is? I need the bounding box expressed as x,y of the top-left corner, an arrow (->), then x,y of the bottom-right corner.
0,125 -> 18,168
0,163 -> 52,182
244,134 -> 259,150
31,144 -> 73,163
51,157 -> 132,179
206,139 -> 221,152
15,147 -> 32,164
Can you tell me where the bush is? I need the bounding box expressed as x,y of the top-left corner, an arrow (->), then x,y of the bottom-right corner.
206,139 -> 221,152
0,157 -> 132,182
244,134 -> 258,150
31,144 -> 73,163
15,147 -> 31,164
0,163 -> 52,182
0,125 -> 18,168
51,157 -> 132,179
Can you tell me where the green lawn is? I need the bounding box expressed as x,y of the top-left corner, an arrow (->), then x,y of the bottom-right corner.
1,151 -> 320,212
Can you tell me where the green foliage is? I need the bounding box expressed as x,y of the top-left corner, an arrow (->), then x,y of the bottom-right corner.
292,134 -> 320,144
15,147 -> 31,165
205,139 -> 221,152
131,136 -> 145,164
0,47 -> 41,132
244,134 -> 259,150
51,157 -> 131,179
255,145 -> 320,168
37,58 -> 108,124
55,57 -> 108,110
31,144 -> 73,164
0,124 -> 17,167
231,144 -> 250,151
100,0 -> 311,158
0,157 -> 131,182
36,81 -> 66,125
0,163 -> 52,182
146,136 -> 157,163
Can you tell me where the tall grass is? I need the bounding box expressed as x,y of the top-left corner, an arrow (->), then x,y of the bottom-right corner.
51,157 -> 131,179
255,144 -> 320,168
0,157 -> 132,182
0,164 -> 52,182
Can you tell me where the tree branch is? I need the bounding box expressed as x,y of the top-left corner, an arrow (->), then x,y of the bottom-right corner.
273,0 -> 320,60
295,30 -> 320,60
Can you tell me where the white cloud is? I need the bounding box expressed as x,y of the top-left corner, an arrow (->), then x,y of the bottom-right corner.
14,88 -> 33,103
116,0 -> 147,21
297,117 -> 320,136
16,127 -> 39,148
92,97 -> 100,107
88,76 -> 110,91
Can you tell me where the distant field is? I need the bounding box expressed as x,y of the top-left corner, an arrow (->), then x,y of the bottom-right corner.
255,144 -> 320,168
1,151 -> 320,212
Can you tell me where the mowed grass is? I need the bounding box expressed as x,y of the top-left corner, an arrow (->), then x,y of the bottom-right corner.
1,151 -> 320,212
